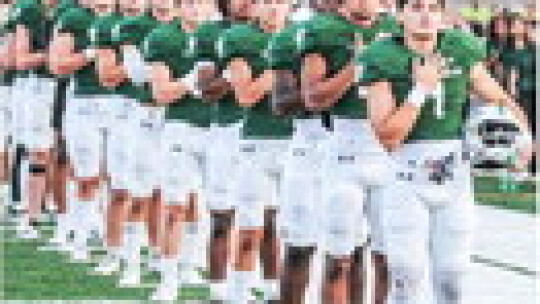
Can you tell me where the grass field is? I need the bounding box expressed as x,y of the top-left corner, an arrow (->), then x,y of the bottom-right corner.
0,175 -> 537,301
474,175 -> 537,214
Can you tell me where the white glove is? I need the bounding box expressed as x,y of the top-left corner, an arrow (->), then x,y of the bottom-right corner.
122,46 -> 148,85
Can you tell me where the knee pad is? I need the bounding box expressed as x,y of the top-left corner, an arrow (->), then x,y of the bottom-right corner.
287,246 -> 315,269
29,163 -> 47,174
212,213 -> 233,239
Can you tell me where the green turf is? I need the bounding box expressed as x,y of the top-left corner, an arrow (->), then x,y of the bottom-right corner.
473,175 -> 537,214
0,227 -> 210,301
1,174 -> 536,299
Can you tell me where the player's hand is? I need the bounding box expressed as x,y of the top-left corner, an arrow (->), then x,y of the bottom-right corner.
412,53 -> 448,92
15,52 -> 46,70
97,62 -> 123,88
153,81 -> 181,105
197,64 -> 217,85
301,53 -> 327,110
100,67 -> 124,88
197,64 -> 229,102
272,70 -> 303,115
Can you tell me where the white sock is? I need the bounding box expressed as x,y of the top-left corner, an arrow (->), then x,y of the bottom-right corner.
179,223 -> 201,269
107,246 -> 121,259
64,181 -> 78,231
306,249 -> 323,304
229,271 -> 255,301
161,257 -> 179,284
54,213 -> 68,241
18,212 -> 30,229
19,158 -> 29,211
121,223 -> 144,262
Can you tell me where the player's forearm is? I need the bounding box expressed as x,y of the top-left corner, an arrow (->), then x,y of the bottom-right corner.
48,45 -> 88,74
96,48 -> 127,85
51,52 -> 87,74
301,63 -> 355,107
376,103 -> 422,151
151,80 -> 185,104
233,72 -> 273,106
14,51 -> 45,70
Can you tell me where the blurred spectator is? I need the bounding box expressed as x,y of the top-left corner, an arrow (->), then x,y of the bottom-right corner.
501,12 -> 537,173
461,0 -> 493,37
485,10 -> 512,84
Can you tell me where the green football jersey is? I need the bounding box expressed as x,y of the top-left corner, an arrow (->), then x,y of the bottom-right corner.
112,13 -> 158,103
268,12 -> 355,120
176,19 -> 231,128
331,13 -> 401,118
501,43 -> 536,95
50,0 -> 79,21
193,19 -> 231,68
210,21 -> 258,127
359,29 -> 486,141
143,19 -> 196,123
73,12 -> 122,96
500,43 -> 536,132
54,6 -> 94,95
4,0 -> 52,80
221,23 -> 294,138
75,13 -> 120,95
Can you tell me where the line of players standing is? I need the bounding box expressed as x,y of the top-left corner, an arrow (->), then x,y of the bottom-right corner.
0,0 -> 533,303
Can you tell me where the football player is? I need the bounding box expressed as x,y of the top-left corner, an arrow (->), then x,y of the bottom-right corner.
39,0 -> 81,251
201,0 -> 255,299
270,1 -> 347,302
46,0 -> 81,243
222,0 -> 297,301
7,0 -> 59,239
361,0 -> 532,303
500,12 -> 536,174
143,0 -> 199,299
48,0 -> 118,260
92,0 -> 158,287
146,0 -> 220,297
172,0 -> 230,287
316,0 -> 400,303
